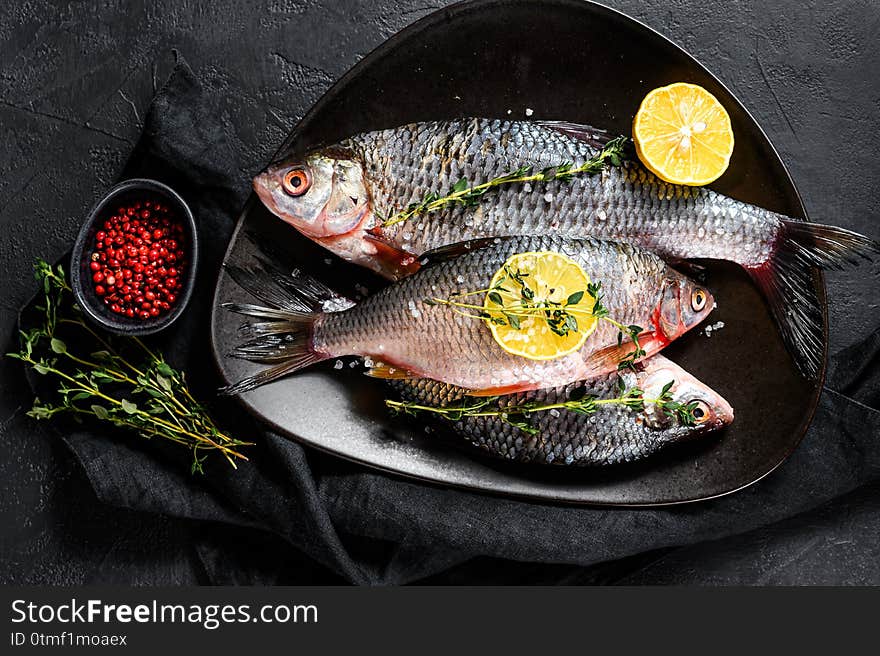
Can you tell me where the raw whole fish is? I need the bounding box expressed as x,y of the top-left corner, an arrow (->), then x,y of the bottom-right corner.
221,235 -> 713,395
390,355 -> 733,466
255,118 -> 880,376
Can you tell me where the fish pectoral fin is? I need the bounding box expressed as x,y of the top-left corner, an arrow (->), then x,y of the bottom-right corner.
365,363 -> 420,380
581,334 -> 666,376
465,383 -> 535,397
362,233 -> 421,277
419,238 -> 504,267
537,121 -> 614,149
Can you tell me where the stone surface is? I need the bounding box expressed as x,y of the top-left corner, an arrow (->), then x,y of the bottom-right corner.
1,0 -> 878,584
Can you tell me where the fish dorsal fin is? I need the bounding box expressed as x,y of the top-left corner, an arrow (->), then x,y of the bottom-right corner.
418,237 -> 503,268
365,363 -> 420,380
538,121 -> 614,149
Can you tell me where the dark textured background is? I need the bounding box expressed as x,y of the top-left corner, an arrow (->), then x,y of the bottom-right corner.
1,0 -> 879,584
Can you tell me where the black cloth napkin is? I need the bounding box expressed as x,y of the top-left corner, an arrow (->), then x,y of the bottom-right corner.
23,56 -> 880,585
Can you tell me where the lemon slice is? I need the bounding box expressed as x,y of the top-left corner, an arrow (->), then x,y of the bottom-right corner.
632,82 -> 734,186
484,251 -> 598,361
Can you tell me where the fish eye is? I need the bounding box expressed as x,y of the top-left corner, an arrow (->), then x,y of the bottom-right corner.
282,168 -> 311,196
688,400 -> 711,424
691,288 -> 708,312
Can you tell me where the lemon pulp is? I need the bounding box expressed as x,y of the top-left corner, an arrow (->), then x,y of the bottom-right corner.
633,82 -> 734,186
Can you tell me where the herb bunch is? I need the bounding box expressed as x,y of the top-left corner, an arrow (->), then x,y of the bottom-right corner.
386,378 -> 699,437
381,136 -> 630,227
8,260 -> 251,473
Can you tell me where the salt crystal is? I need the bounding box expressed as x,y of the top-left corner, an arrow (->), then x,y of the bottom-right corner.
549,409 -> 561,418
543,192 -> 554,203
364,357 -> 374,367
407,300 -> 422,318
456,275 -> 465,283
324,258 -> 332,265
349,361 -> 358,368
703,320 -> 725,337
523,183 -> 533,193
333,360 -> 344,370
525,107 -> 534,117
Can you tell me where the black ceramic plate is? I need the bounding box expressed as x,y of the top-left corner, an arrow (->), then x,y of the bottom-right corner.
210,0 -> 825,505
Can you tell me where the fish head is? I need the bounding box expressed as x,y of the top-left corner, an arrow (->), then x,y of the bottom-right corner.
254,151 -> 369,238
254,150 -> 385,263
657,273 -> 714,339
636,357 -> 734,437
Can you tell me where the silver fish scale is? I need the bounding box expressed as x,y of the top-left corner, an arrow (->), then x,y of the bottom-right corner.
392,372 -> 692,466
311,235 -> 673,391
346,119 -> 778,266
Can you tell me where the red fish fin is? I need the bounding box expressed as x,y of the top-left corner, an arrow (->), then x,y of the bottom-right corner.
538,121 -> 615,149
365,363 -> 420,380
746,220 -> 879,379
363,233 -> 421,277
581,333 -> 667,377
465,383 -> 536,397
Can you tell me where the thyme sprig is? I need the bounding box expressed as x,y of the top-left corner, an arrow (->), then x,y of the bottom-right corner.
425,270 -> 646,365
7,259 -> 252,474
381,136 -> 630,227
588,281 -> 646,371
386,379 -> 699,437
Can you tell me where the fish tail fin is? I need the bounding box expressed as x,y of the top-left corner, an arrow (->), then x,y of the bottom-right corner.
220,352 -> 323,395
225,260 -> 354,313
780,219 -> 880,268
748,220 -> 879,378
220,256 -> 346,394
219,304 -> 327,395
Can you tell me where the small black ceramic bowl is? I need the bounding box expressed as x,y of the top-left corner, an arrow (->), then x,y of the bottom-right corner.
70,178 -> 198,336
